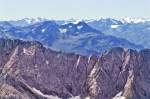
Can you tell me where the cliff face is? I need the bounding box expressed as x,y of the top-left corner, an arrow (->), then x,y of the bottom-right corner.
0,39 -> 150,99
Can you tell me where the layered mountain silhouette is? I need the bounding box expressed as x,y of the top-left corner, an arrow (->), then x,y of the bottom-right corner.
0,20 -> 143,55
0,18 -> 149,99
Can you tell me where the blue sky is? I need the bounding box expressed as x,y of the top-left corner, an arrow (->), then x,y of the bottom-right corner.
0,0 -> 150,20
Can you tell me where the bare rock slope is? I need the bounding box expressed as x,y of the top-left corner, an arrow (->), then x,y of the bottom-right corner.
0,39 -> 150,99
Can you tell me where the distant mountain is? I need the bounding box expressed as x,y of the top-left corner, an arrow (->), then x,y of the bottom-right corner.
0,20 -> 143,55
103,22 -> 150,48
87,18 -> 123,31
53,18 -> 150,48
86,18 -> 150,48
0,21 -> 14,29
7,18 -> 48,27
59,21 -> 100,35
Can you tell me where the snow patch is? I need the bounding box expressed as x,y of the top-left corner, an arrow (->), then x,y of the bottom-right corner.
111,25 -> 120,29
112,97 -> 126,99
59,28 -> 67,33
69,25 -> 72,28
76,56 -> 81,68
46,60 -> 49,65
69,96 -> 81,99
25,19 -> 32,24
88,55 -> 92,63
77,25 -> 83,29
112,91 -> 126,99
42,29 -> 46,32
32,88 -> 61,99
73,19 -> 83,24
85,97 -> 91,99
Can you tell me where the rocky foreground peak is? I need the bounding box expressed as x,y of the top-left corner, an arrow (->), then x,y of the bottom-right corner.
0,39 -> 150,99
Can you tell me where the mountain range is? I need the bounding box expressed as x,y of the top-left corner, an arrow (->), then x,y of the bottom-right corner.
0,18 -> 147,55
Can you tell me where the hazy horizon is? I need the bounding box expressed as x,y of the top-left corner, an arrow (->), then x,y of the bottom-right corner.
0,0 -> 150,20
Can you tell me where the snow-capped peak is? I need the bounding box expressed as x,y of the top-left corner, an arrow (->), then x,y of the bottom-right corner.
62,19 -> 84,25
22,17 -> 47,24
119,17 -> 149,24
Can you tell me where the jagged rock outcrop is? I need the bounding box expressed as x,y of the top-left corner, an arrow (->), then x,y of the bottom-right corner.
0,39 -> 150,99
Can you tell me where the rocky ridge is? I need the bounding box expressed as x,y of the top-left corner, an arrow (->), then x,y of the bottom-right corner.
0,39 -> 150,99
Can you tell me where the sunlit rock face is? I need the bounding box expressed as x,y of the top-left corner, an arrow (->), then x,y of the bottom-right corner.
0,39 -> 150,99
